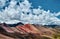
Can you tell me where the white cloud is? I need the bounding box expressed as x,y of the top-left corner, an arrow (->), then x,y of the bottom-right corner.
54,12 -> 60,16
0,0 -> 60,25
0,0 -> 6,8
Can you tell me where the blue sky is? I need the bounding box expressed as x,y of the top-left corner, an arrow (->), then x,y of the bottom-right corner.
0,0 -> 60,13
29,0 -> 60,13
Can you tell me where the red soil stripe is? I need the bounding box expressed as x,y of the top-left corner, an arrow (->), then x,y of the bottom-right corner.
24,24 -> 32,31
16,26 -> 28,33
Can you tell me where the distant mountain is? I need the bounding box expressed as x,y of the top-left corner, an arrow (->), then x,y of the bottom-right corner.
7,22 -> 24,27
44,25 -> 60,28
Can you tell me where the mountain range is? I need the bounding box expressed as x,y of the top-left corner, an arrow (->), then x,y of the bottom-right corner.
0,22 -> 60,39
